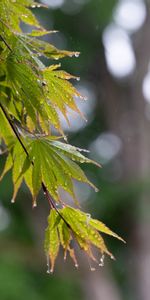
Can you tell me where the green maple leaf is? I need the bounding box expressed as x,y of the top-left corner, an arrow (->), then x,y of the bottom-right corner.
0,0 -> 125,272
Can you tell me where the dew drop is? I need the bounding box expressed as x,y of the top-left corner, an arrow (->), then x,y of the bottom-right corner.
76,77 -> 80,81
75,263 -> 79,268
79,159 -> 85,163
110,254 -> 115,260
32,202 -> 37,208
74,53 -> 80,58
42,81 -> 47,86
63,135 -> 68,142
94,187 -> 99,193
11,198 -> 15,203
76,147 -> 90,153
46,255 -> 50,274
99,254 -> 105,267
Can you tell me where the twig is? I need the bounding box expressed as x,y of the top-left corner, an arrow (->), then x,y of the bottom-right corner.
0,34 -> 12,51
0,102 -> 71,228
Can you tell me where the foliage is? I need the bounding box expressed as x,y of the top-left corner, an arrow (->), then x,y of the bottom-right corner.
0,0 -> 125,272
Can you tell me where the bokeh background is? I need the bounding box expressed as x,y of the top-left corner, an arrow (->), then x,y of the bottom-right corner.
1,0 -> 150,299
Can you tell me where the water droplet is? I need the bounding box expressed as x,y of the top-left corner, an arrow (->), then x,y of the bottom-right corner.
76,147 -> 89,153
74,53 -> 80,58
79,158 -> 85,163
55,57 -> 59,60
63,135 -> 68,142
110,254 -> 115,260
99,254 -> 105,267
46,255 -> 50,274
94,187 -> 99,193
75,263 -> 79,268
42,81 -> 47,86
76,77 -> 80,81
32,202 -> 37,208
11,198 -> 15,203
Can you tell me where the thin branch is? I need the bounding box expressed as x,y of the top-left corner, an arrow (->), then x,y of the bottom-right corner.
0,103 -> 71,229
0,103 -> 29,157
0,34 -> 12,51
42,182 -> 71,229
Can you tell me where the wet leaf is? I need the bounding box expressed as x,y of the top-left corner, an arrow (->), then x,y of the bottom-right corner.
44,206 -> 125,271
45,209 -> 60,273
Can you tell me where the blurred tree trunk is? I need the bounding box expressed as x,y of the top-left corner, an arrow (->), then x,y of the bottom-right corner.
86,3 -> 150,300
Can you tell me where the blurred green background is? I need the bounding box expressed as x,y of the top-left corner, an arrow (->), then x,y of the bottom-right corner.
1,0 -> 150,299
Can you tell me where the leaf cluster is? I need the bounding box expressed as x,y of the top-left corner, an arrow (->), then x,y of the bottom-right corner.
0,0 -> 125,272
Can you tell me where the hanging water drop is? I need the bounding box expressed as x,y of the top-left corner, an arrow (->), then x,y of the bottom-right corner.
75,263 -> 79,268
11,198 -> 15,203
46,255 -> 50,274
32,201 -> 37,208
74,53 -> 80,58
99,254 -> 105,267
94,187 -> 99,193
110,254 -> 115,260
